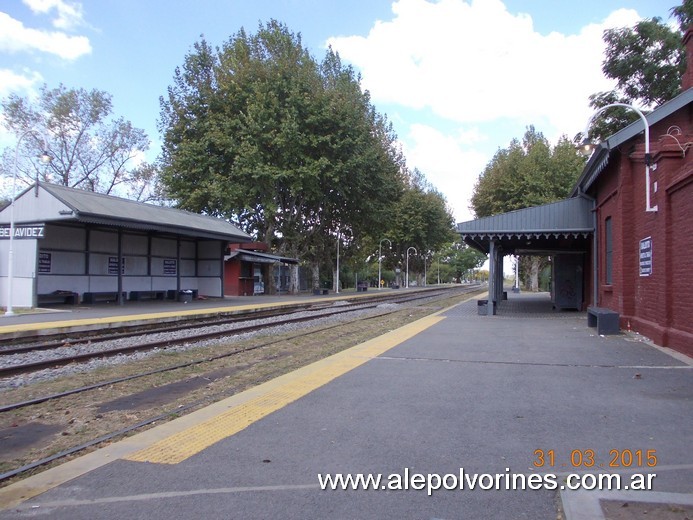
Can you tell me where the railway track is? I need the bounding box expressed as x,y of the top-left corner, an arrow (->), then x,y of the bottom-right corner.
0,285 -> 484,484
0,287 -> 458,352
0,286 -> 478,380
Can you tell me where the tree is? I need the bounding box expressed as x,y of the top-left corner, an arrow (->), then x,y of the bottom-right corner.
435,242 -> 486,282
380,169 -> 456,286
159,21 -> 404,293
472,127 -> 582,216
586,2 -> 693,140
470,127 -> 585,291
1,84 -> 155,199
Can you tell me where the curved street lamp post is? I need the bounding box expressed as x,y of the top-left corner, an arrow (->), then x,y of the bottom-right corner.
406,246 -> 417,289
581,103 -> 656,212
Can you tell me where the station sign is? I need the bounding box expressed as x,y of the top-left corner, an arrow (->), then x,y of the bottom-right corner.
639,237 -> 652,277
38,252 -> 51,273
0,224 -> 45,239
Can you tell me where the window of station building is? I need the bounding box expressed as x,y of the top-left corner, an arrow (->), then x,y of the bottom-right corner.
604,217 -> 613,285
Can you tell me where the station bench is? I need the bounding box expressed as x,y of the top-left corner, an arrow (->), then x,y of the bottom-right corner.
82,291 -> 127,304
129,290 -> 166,301
587,306 -> 620,335
166,289 -> 199,300
37,291 -> 79,306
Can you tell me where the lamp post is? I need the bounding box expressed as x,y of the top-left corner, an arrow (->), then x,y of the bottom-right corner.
580,103 -> 656,212
513,255 -> 520,293
335,230 -> 340,294
378,238 -> 391,290
406,246 -> 417,288
5,129 -> 51,316
423,252 -> 427,287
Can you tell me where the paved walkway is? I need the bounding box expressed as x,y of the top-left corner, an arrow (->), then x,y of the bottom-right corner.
0,292 -> 691,519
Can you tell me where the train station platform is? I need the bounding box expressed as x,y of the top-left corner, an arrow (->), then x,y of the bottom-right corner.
1,291 -> 691,519
0,287 -> 400,339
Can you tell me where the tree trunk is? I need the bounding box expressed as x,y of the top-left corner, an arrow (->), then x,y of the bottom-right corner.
288,264 -> 299,294
311,262 -> 320,290
530,257 -> 540,292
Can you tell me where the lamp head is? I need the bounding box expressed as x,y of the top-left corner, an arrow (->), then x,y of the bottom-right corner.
577,137 -> 597,157
39,151 -> 52,164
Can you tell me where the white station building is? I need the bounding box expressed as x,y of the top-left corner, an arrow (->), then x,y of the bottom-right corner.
0,182 -> 250,309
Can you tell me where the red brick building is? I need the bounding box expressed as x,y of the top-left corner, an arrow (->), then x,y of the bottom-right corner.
573,29 -> 693,355
579,83 -> 693,354
458,30 -> 693,356
223,242 -> 298,296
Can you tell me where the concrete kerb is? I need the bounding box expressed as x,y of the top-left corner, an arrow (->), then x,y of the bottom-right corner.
561,489 -> 693,520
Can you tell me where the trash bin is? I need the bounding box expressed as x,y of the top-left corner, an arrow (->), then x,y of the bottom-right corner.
477,299 -> 496,315
179,290 -> 193,303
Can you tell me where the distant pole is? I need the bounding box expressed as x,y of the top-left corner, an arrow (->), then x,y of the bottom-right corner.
336,231 -> 340,294
406,247 -> 417,288
378,238 -> 391,290
423,254 -> 427,287
5,129 -> 51,316
515,255 -> 520,291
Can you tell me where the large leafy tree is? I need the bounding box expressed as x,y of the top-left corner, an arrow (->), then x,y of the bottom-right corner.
380,169 -> 457,285
472,127 -> 582,216
433,241 -> 486,283
586,1 -> 693,140
159,21 -> 404,292
470,127 -> 585,290
1,84 -> 154,199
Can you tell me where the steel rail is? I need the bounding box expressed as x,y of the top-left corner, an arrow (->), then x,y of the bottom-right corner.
0,288 -> 469,378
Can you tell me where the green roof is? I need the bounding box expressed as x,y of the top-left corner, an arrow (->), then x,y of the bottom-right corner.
39,182 -> 250,242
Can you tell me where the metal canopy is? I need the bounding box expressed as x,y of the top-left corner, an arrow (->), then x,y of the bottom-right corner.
225,249 -> 299,265
456,196 -> 594,255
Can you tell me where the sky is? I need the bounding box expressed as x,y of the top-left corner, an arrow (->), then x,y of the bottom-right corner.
0,0 -> 677,223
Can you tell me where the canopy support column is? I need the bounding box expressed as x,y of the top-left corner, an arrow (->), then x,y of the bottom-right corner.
488,240 -> 496,316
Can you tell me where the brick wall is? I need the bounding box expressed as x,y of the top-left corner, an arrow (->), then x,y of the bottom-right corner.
593,109 -> 693,355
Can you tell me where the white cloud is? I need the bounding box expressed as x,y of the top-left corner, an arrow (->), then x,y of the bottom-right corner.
327,0 -> 642,138
0,68 -> 43,98
23,0 -> 86,31
327,0 -> 646,220
402,123 -> 488,222
0,12 -> 91,60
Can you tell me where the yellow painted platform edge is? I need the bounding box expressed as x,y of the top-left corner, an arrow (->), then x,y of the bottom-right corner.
0,290 -> 383,335
0,295 -> 474,510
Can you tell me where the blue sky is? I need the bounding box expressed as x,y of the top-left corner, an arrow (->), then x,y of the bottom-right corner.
0,0 -> 677,221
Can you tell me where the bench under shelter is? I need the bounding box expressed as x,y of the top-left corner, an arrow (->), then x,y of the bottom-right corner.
457,196 -> 596,318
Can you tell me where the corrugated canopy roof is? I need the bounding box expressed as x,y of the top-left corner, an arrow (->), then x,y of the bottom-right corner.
225,249 -> 299,265
457,196 -> 594,254
40,182 -> 250,242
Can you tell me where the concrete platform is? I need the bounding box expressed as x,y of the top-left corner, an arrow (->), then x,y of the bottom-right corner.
0,292 -> 691,519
